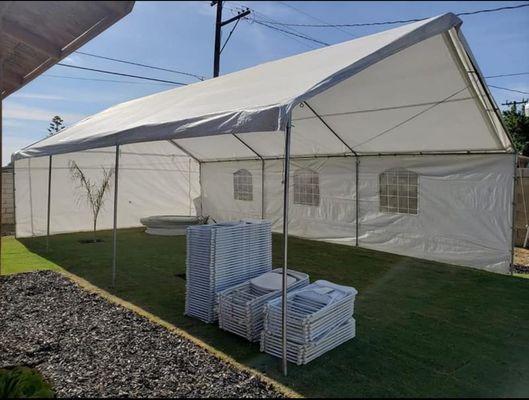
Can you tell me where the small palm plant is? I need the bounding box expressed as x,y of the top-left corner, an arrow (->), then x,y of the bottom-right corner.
69,160 -> 114,243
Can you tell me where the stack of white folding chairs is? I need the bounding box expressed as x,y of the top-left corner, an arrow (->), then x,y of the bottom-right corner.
218,268 -> 310,341
260,280 -> 358,365
185,220 -> 272,323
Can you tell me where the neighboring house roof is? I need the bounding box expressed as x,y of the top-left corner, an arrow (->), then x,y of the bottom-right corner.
1,1 -> 135,99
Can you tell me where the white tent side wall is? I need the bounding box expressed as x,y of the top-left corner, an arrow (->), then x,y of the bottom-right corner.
201,160 -> 264,221
14,141 -> 200,237
13,156 -> 50,237
358,154 -> 513,274
201,153 -> 514,274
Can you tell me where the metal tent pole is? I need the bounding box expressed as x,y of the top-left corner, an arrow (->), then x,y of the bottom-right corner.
199,162 -> 203,217
261,159 -> 265,219
46,155 -> 52,251
511,153 -> 517,275
302,101 -> 361,246
0,60 -> 3,275
12,162 -> 16,240
112,144 -> 120,287
188,158 -> 192,215
281,117 -> 292,376
355,158 -> 360,247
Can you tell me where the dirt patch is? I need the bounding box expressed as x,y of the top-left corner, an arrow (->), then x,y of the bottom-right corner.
514,247 -> 529,274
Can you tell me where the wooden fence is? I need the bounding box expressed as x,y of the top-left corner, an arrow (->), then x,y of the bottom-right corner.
515,168 -> 529,246
2,167 -> 14,224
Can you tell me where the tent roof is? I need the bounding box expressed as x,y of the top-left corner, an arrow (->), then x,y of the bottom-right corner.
14,13 -> 513,161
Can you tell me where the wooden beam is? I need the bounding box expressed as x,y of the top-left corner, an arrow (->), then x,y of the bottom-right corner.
3,19 -> 61,58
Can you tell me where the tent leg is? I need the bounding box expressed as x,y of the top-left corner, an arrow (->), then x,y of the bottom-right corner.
46,155 -> 53,251
281,117 -> 292,376
12,162 -> 16,240
198,162 -> 203,217
511,153 -> 517,275
0,63 -> 2,276
28,159 -> 34,235
188,158 -> 192,215
112,144 -> 120,288
261,159 -> 265,219
355,157 -> 359,247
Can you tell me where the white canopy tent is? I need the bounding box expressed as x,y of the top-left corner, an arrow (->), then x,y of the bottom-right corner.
12,13 -> 515,374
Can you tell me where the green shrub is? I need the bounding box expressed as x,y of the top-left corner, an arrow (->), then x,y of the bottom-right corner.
0,367 -> 54,399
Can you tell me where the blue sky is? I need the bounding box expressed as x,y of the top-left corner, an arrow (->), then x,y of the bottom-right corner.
3,1 -> 529,165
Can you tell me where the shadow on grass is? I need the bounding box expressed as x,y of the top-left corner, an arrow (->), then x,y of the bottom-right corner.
18,228 -> 529,398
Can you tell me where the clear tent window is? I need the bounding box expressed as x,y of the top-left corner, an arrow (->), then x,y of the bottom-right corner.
233,169 -> 253,201
379,168 -> 418,214
294,168 -> 320,207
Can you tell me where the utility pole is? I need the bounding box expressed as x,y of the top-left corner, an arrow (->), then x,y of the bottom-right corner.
502,99 -> 529,117
502,99 -> 528,107
211,1 -> 250,77
213,0 -> 223,78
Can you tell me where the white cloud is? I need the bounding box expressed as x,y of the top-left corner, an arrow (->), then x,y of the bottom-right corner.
11,93 -> 67,101
3,103 -> 86,123
3,119 -> 26,128
62,54 -> 83,65
2,135 -> 40,166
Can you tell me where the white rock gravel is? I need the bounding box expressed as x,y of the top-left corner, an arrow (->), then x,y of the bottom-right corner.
0,271 -> 282,398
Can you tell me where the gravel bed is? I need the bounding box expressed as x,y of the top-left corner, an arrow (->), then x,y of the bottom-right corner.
513,263 -> 529,274
0,271 -> 282,398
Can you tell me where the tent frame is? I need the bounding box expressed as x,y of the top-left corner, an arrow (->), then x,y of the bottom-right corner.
26,16 -> 517,376
301,101 -> 360,247
112,145 -> 120,288
281,117 -> 292,375
46,155 -> 52,252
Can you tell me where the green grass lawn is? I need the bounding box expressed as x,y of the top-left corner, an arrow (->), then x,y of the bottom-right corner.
2,228 -> 529,397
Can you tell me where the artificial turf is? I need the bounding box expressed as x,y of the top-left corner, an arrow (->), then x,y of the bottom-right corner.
2,228 -> 529,397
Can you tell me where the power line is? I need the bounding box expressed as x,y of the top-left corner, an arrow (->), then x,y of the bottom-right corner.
457,3 -> 529,17
250,19 -> 317,50
253,20 -> 330,46
246,2 -> 529,90
45,71 -> 528,96
54,63 -> 528,97
43,74 -> 175,86
220,16 -> 242,54
56,63 -> 188,85
488,85 -> 529,95
226,2 -> 322,49
241,2 -> 529,50
277,1 -> 355,38
75,51 -> 206,81
256,2 -> 529,28
485,72 -> 529,79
